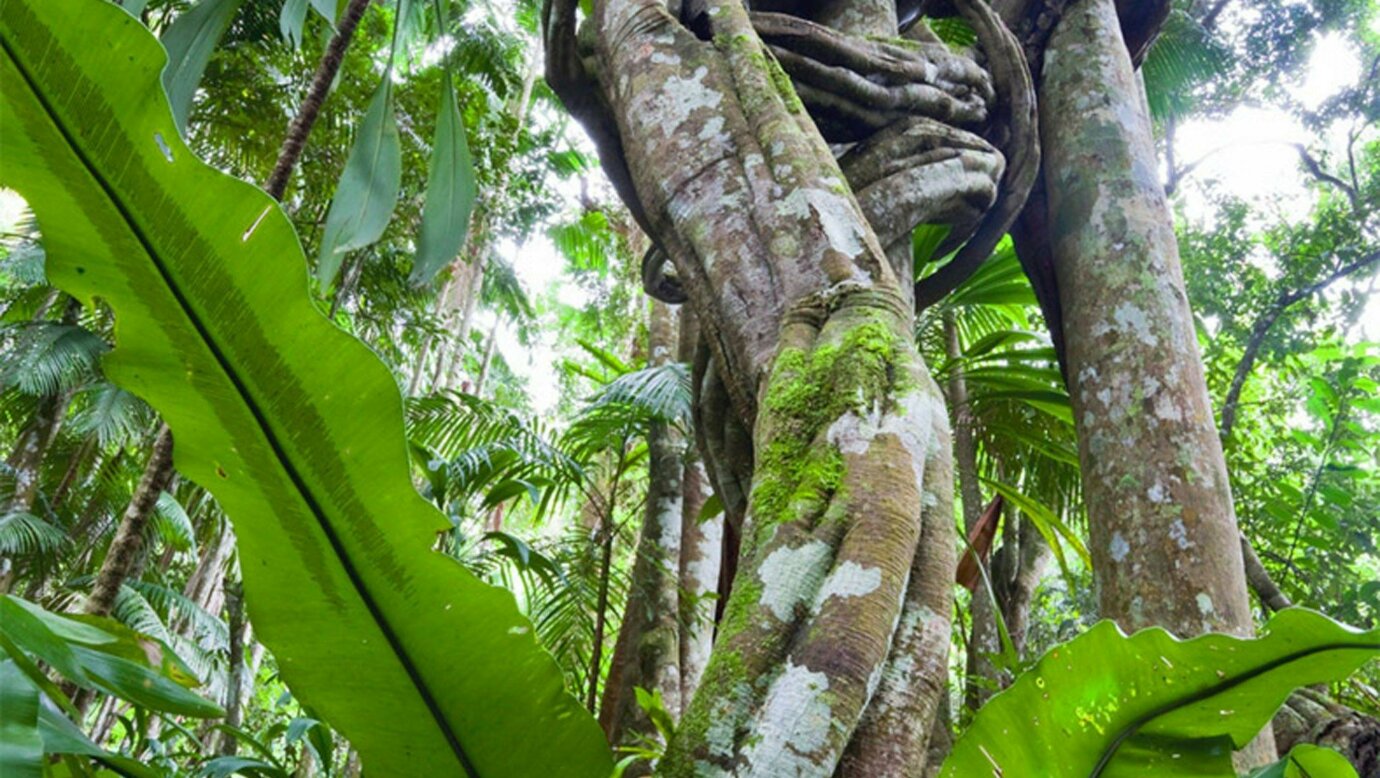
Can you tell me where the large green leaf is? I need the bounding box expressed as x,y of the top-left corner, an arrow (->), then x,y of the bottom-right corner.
315,76 -> 403,286
0,1 -> 612,775
411,67 -> 477,285
0,661 -> 42,778
159,0 -> 248,134
939,609 -> 1380,777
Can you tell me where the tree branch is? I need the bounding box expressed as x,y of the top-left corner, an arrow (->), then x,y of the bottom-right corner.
1219,249 -> 1380,440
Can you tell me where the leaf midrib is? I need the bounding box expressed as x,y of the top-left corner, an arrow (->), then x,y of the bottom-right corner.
0,25 -> 478,776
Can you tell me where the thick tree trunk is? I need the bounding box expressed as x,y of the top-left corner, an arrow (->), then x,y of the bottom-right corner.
1040,0 -> 1273,761
548,0 -> 984,767
84,425 -> 175,617
1042,0 -> 1251,637
600,302 -> 688,758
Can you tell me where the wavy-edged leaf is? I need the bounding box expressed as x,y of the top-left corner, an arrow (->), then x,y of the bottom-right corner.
316,77 -> 402,286
412,68 -> 477,285
940,609 -> 1380,777
0,1 -> 611,774
159,0 -> 248,134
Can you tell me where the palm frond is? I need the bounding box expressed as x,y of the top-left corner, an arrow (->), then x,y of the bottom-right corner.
68,383 -> 155,447
0,321 -> 108,396
0,511 -> 66,556
151,490 -> 198,554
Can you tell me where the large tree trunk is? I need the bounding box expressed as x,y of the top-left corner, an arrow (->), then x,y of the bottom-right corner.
1038,0 -> 1274,762
542,0 -> 1051,767
600,301 -> 688,758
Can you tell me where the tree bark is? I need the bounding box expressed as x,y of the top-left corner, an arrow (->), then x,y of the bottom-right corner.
965,510 -> 1049,711
83,425 -> 175,617
600,302 -> 688,759
1039,0 -> 1273,761
1272,687 -> 1380,776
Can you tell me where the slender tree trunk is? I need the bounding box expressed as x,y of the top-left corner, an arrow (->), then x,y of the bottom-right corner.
677,313 -> 722,705
587,456 -> 628,713
219,576 -> 247,756
264,0 -> 374,200
965,511 -> 1049,711
83,425 -> 175,617
600,303 -> 687,761
943,312 -> 982,531
1040,0 -> 1273,761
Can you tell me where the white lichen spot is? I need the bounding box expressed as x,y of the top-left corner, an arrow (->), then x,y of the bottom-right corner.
811,561 -> 882,611
825,390 -> 932,489
1112,302 -> 1159,347
1109,532 -> 1131,563
698,115 -> 727,144
757,540 -> 833,621
1168,519 -> 1194,550
742,661 -> 834,776
1196,592 -> 1215,617
778,188 -> 867,258
1147,482 -> 1168,504
659,67 -> 722,132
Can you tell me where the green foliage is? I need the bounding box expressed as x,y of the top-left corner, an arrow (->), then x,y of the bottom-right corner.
1247,744 -> 1358,777
940,609 -> 1380,776
316,77 -> 403,286
0,1 -> 611,775
160,0 -> 248,134
412,0 -> 478,285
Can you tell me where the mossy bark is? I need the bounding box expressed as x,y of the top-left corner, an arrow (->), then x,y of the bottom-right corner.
549,0 -> 973,770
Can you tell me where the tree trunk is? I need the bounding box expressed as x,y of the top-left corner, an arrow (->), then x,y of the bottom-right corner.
1273,687 -> 1380,775
943,312 -> 982,531
219,576 -> 247,756
83,425 -> 175,617
600,302 -> 687,761
547,0 -> 996,767
677,312 -> 722,704
1039,0 -> 1273,761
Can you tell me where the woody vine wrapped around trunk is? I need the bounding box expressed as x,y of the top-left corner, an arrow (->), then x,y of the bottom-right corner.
543,0 -> 1035,771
